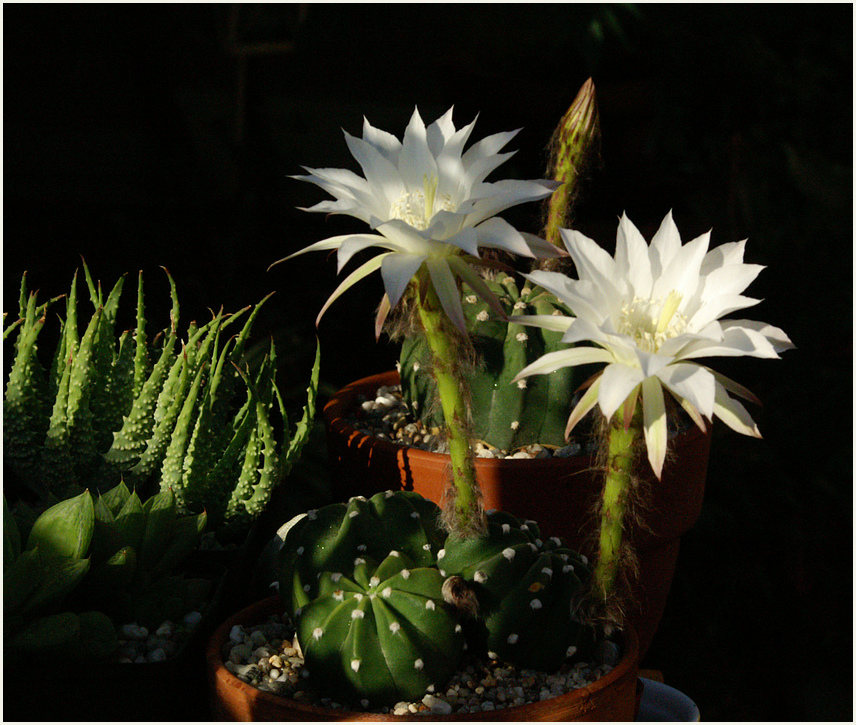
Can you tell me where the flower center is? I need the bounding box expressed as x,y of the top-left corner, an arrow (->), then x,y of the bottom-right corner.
390,175 -> 455,230
618,290 -> 687,352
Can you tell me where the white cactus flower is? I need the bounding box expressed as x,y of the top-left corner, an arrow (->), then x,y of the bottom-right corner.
513,212 -> 793,478
273,107 -> 561,334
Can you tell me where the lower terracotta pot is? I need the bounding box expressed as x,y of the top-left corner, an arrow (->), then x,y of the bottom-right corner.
207,596 -> 641,721
322,372 -> 712,660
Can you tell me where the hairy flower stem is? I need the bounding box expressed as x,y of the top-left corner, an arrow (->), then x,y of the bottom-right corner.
592,402 -> 642,613
413,277 -> 485,538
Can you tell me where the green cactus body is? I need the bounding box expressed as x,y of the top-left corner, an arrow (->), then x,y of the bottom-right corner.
298,552 -> 465,707
277,491 -> 446,619
401,273 -> 579,451
440,510 -> 591,671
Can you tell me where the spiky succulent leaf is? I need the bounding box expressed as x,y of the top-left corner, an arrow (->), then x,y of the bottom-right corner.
25,490 -> 94,561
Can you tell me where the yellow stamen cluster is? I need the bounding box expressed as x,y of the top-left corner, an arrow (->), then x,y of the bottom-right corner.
618,290 -> 686,352
390,175 -> 454,230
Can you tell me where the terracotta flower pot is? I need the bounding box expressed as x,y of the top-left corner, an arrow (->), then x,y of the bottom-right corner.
322,371 -> 712,660
207,595 -> 641,721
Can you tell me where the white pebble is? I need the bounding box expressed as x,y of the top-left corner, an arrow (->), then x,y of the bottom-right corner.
422,695 -> 452,715
155,621 -> 175,638
147,648 -> 167,662
229,643 -> 253,663
119,624 -> 149,641
183,611 -> 202,627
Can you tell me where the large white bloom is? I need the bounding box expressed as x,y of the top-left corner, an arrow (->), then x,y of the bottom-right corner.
271,107 -> 561,334
513,212 -> 794,478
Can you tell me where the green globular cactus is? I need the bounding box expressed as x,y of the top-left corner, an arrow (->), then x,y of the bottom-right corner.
439,510 -> 591,672
400,272 -> 582,452
277,490 -> 446,619
3,266 -> 320,536
297,552 -> 465,708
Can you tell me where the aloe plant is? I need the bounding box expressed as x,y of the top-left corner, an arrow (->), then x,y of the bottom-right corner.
3,265 -> 320,535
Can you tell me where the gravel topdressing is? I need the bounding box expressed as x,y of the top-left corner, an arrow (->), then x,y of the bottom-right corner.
349,384 -> 596,460
223,612 -> 618,716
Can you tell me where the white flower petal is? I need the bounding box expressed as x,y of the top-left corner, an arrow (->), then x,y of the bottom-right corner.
474,217 -> 535,257
467,179 -> 559,226
642,377 -> 668,479
562,229 -> 622,305
714,380 -> 762,438
679,323 -> 782,360
597,363 -> 645,422
462,128 -> 520,174
426,107 -> 457,154
519,232 -> 566,258
381,253 -> 427,311
427,258 -> 467,334
513,314 -> 574,334
344,130 -> 405,207
653,230 -> 710,301
399,107 -> 438,189
513,347 -> 613,381
616,213 -> 653,296
656,363 -> 716,419
700,263 -> 765,299
700,239 -> 748,274
720,320 -> 794,353
316,254 -> 390,326
648,210 -> 682,277
337,235 -> 406,272
565,375 -> 601,437
686,294 -> 761,331
362,116 -> 402,160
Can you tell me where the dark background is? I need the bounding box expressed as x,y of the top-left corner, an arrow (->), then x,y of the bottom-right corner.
4,4 -> 852,720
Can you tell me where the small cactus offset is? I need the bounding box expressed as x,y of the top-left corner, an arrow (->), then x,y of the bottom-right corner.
277,490 -> 446,618
3,265 -> 320,535
400,272 -> 583,451
439,510 -> 591,671
297,551 -> 465,708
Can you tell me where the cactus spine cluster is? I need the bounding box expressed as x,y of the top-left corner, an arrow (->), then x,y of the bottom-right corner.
3,265 -> 319,533
400,272 -> 582,452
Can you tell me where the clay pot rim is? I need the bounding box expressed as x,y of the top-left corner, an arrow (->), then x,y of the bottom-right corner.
323,370 -> 707,472
207,595 -> 640,722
